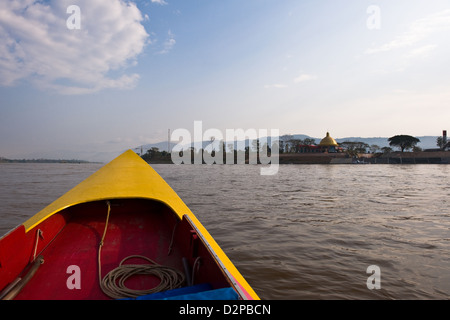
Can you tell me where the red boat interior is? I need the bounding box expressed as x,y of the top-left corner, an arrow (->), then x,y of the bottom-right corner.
0,199 -> 238,300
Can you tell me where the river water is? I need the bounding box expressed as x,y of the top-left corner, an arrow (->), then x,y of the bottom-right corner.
1,162 -> 449,299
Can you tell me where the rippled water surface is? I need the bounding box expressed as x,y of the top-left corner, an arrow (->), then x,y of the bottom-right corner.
1,163 -> 449,299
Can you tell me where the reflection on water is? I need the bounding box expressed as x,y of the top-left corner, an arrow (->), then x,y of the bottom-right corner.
1,163 -> 449,299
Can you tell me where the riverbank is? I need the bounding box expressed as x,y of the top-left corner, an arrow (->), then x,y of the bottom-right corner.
0,158 -> 92,164
279,153 -> 344,164
360,151 -> 450,164
140,151 -> 450,165
279,151 -> 450,164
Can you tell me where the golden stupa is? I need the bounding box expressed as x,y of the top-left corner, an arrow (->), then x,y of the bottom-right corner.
319,132 -> 338,147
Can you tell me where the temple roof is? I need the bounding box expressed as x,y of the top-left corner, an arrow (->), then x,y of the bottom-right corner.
319,132 -> 338,147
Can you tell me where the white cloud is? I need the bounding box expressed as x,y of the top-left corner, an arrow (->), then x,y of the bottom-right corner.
363,9 -> 450,74
264,73 -> 317,89
293,74 -> 317,83
151,0 -> 168,5
0,0 -> 149,94
365,9 -> 450,55
157,30 -> 176,54
405,44 -> 437,59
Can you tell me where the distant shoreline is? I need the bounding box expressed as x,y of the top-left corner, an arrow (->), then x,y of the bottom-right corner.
0,158 -> 95,164
3,150 -> 448,165
141,150 -> 450,165
278,151 -> 450,164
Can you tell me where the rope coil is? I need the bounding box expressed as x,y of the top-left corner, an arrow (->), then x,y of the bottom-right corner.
100,255 -> 185,299
98,201 -> 185,299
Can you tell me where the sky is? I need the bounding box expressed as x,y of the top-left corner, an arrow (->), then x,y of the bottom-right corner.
1,0 -> 450,161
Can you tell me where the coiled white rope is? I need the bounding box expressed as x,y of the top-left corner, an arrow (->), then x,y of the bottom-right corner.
98,201 -> 185,299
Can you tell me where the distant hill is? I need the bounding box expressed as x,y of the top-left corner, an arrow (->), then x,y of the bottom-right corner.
334,136 -> 438,150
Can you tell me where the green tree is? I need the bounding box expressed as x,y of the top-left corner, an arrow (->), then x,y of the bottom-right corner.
280,134 -> 293,153
340,141 -> 369,156
388,135 -> 420,152
303,138 -> 316,145
287,139 -> 302,153
381,146 -> 393,154
437,136 -> 444,149
251,138 -> 260,152
369,144 -> 380,153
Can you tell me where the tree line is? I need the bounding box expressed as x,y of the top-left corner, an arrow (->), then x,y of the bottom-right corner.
140,134 -> 445,163
279,134 -> 425,155
140,139 -> 278,164
0,157 -> 90,163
